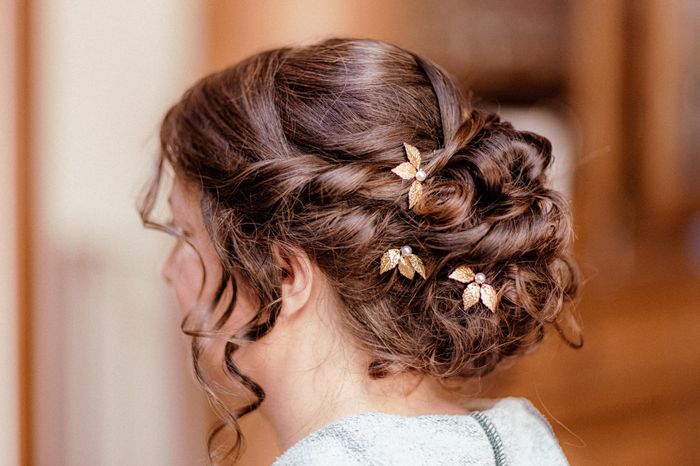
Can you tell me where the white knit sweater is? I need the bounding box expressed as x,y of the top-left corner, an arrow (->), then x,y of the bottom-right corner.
272,397 -> 569,465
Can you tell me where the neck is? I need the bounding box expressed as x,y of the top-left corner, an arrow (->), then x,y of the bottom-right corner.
254,309 -> 478,452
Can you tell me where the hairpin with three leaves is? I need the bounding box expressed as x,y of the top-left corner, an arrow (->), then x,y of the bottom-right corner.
449,265 -> 498,313
379,245 -> 426,280
391,143 -> 429,211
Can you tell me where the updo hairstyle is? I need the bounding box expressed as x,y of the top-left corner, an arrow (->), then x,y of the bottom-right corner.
140,38 -> 582,462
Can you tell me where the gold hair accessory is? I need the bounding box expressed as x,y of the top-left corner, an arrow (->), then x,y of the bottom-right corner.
448,265 -> 498,313
391,143 -> 428,211
379,245 -> 426,280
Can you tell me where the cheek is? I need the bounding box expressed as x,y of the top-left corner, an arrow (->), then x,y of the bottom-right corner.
164,239 -> 205,315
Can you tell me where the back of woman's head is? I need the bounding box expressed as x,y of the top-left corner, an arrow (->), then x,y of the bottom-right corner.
141,37 -> 581,460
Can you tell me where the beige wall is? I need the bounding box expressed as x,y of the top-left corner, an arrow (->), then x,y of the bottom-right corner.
31,1 -> 210,464
0,0 -> 20,463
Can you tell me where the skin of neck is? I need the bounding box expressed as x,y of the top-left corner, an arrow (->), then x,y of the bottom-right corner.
232,254 -> 478,452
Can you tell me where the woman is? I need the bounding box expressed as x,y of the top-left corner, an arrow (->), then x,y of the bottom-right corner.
140,38 -> 582,465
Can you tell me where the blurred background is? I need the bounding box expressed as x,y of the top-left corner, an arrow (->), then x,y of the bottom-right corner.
2,1 -> 699,465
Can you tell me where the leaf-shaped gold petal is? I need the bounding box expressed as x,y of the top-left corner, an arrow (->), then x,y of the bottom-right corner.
408,180 -> 423,210
397,256 -> 415,279
406,254 -> 426,279
480,284 -> 498,312
463,283 -> 481,310
379,249 -> 401,274
391,162 -> 417,180
449,265 -> 475,284
403,143 -> 422,169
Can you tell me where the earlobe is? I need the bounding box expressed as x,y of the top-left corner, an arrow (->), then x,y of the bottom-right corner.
276,246 -> 314,318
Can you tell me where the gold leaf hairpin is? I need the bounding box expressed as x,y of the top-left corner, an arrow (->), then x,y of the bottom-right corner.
391,143 -> 428,211
379,245 -> 426,280
448,265 -> 498,313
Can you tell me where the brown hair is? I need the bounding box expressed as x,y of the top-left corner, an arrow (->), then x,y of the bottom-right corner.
140,38 -> 582,463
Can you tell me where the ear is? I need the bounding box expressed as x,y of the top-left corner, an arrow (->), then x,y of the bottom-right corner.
275,245 -> 314,319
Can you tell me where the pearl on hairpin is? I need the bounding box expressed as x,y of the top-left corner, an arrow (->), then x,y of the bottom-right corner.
415,168 -> 427,182
400,245 -> 413,256
474,272 -> 486,284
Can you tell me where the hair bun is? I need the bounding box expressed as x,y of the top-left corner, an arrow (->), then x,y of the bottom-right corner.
143,41 -> 583,452
401,104 -> 580,379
